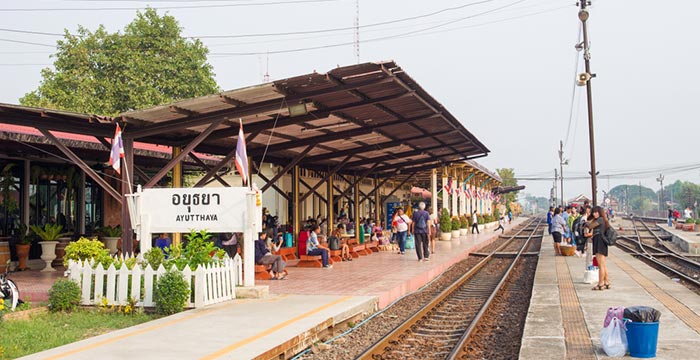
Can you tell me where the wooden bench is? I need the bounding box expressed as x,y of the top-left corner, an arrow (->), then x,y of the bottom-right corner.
297,254 -> 334,268
329,250 -> 342,263
277,247 -> 297,262
366,241 -> 379,253
255,264 -> 289,280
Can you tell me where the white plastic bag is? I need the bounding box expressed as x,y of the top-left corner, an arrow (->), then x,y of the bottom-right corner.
600,317 -> 628,357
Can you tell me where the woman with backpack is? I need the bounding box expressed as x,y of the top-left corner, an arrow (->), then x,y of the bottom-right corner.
587,206 -> 611,290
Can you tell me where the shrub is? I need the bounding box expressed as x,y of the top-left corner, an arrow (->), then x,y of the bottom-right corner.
165,230 -> 225,270
477,214 -> 485,224
696,219 -> 700,225
48,279 -> 81,312
494,209 -> 501,221
460,216 -> 469,229
154,270 -> 190,315
439,208 -> 452,233
143,247 -> 165,269
64,237 -> 109,266
451,217 -> 460,231
97,225 -> 122,238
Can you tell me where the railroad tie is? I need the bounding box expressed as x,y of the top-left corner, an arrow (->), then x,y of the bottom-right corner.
556,256 -> 597,360
611,254 -> 700,333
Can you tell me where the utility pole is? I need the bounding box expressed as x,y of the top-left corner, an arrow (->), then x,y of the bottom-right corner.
577,1 -> 598,207
656,174 -> 664,214
559,140 -> 565,206
554,168 -> 559,206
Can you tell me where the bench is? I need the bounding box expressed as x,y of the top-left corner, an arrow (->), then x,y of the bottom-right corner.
297,254 -> 334,268
277,247 -> 297,262
329,250 -> 342,263
365,241 -> 379,253
254,264 -> 289,280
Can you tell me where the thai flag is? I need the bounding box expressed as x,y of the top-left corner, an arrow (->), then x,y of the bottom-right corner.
444,178 -> 452,195
465,187 -> 472,199
109,124 -> 124,174
234,119 -> 249,186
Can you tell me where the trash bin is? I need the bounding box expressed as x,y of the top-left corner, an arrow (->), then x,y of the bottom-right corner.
625,321 -> 659,358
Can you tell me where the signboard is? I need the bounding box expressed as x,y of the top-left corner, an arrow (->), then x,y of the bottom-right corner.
386,202 -> 401,228
139,187 -> 254,233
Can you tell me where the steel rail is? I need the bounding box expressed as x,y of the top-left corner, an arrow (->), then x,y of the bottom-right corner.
356,217 -> 542,359
445,218 -> 543,360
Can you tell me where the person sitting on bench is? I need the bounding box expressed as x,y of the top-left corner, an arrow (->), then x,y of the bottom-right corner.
330,224 -> 352,261
254,232 -> 287,280
308,225 -> 332,268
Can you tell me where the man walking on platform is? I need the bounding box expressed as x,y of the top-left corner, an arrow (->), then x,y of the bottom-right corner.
411,202 -> 431,262
471,210 -> 480,234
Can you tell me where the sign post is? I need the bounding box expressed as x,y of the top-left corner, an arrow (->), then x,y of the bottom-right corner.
127,186 -> 262,287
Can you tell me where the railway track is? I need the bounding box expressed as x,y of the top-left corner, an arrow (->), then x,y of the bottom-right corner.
357,218 -> 543,360
617,217 -> 700,289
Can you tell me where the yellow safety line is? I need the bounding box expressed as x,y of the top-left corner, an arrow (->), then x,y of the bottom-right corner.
200,296 -> 354,360
556,256 -> 597,360
611,254 -> 700,333
43,295 -> 290,360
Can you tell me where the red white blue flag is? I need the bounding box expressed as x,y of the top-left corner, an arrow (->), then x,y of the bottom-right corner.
465,187 -> 472,199
444,178 -> 452,195
109,124 -> 124,174
234,119 -> 249,185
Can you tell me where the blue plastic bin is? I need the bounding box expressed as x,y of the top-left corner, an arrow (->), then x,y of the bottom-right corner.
626,321 -> 659,358
284,232 -> 293,248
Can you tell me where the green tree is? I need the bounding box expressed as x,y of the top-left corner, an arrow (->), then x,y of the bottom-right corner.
496,168 -> 519,205
20,8 -> 219,115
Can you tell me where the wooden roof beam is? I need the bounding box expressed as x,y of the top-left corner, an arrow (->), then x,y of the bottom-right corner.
169,105 -> 199,117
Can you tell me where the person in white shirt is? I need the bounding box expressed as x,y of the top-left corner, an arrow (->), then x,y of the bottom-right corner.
684,207 -> 693,220
392,207 -> 412,255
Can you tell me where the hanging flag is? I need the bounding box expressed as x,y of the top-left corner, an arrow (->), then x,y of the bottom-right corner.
444,178 -> 452,195
465,187 -> 471,199
109,124 -> 124,174
234,119 -> 249,185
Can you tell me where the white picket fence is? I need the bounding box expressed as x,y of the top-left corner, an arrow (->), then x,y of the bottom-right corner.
67,254 -> 243,308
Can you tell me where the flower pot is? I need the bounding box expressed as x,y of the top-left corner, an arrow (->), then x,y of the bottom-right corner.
451,230 -> 460,239
102,237 -> 119,255
15,243 -> 30,270
39,241 -> 58,272
440,232 -> 452,241
53,237 -> 71,267
683,224 -> 695,232
459,228 -> 468,236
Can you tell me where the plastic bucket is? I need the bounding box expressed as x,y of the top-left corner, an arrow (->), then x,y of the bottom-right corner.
626,321 -> 659,358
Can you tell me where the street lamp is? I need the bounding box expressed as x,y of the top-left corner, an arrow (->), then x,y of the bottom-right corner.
559,140 -> 569,206
656,174 -> 664,215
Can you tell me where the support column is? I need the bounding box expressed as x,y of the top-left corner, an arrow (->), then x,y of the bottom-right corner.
431,169 -> 437,218
451,170 -> 457,216
327,175 -> 334,235
292,166 -> 300,246
354,176 -> 361,242
22,160 -> 30,228
442,168 -> 449,213
79,169 -> 86,234
373,177 -> 381,225
122,137 -> 134,255
459,174 -> 466,216
172,146 -> 182,247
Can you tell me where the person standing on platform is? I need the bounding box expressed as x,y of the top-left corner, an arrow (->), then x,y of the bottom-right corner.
587,206 -> 611,290
427,205 -> 437,255
685,207 -> 693,220
547,207 -> 554,235
668,207 -> 673,227
393,208 -> 412,255
471,210 -> 479,234
411,202 -> 431,262
551,207 -> 567,256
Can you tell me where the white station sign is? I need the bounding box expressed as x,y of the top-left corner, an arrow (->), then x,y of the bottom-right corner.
138,187 -> 252,233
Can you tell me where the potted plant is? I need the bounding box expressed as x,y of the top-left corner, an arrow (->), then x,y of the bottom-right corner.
98,225 -> 122,255
15,223 -> 32,271
695,219 -> 700,232
30,223 -> 69,272
459,216 -> 469,236
451,217 -> 461,239
684,219 -> 696,232
439,208 -> 452,241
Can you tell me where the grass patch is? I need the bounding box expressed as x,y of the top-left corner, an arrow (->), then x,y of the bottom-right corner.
0,310 -> 159,359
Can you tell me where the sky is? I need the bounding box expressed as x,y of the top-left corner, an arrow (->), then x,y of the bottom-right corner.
0,0 -> 699,201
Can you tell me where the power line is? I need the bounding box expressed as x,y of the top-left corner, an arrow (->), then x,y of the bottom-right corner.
0,0 -> 341,12
0,38 -> 56,47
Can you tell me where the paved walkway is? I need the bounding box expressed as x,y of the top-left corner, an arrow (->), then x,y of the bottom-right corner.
9,266 -> 65,303
521,232 -> 700,359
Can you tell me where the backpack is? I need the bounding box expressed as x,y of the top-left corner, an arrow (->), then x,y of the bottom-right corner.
415,212 -> 428,230
603,226 -> 618,246
572,217 -> 584,241
329,236 -> 340,251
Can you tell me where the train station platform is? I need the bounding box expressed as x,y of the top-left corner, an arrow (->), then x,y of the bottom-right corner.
521,234 -> 700,359
22,218 -> 524,360
654,223 -> 700,254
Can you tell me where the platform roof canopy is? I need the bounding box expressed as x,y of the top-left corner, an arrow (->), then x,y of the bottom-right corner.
118,61 -> 490,179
